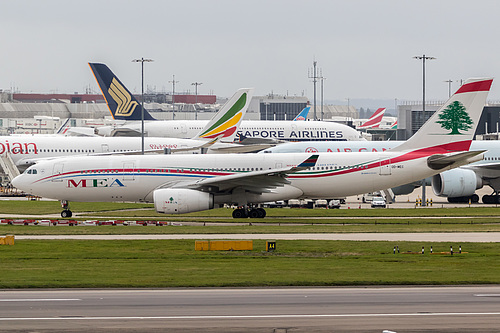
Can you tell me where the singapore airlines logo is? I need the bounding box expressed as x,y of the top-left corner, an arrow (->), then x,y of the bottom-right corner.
108,78 -> 138,117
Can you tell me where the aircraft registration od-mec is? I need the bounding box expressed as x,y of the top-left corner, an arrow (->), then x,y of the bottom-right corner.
12,78 -> 493,218
89,63 -> 363,142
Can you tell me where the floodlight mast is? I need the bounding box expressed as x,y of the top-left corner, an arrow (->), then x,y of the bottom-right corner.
132,58 -> 154,155
413,54 -> 436,206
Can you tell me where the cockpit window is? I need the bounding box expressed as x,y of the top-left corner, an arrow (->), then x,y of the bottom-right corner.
26,169 -> 37,175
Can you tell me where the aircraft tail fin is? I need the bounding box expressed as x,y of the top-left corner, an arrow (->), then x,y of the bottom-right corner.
358,108 -> 386,129
391,78 -> 493,153
293,106 -> 310,121
88,63 -> 155,121
194,88 -> 254,141
55,118 -> 71,135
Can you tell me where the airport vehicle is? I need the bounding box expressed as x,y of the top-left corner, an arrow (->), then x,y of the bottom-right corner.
328,199 -> 341,209
12,78 -> 491,218
358,108 -> 386,129
89,63 -> 363,142
371,196 -> 386,208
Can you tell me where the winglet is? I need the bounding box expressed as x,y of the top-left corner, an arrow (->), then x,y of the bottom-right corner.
297,154 -> 319,168
89,63 -> 155,121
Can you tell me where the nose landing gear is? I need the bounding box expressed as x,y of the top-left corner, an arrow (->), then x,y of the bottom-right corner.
60,200 -> 72,218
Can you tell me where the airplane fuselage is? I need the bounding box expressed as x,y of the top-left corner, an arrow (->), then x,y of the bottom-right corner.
14,150 -> 481,205
0,136 -> 229,170
97,120 -> 364,142
261,140 -> 500,167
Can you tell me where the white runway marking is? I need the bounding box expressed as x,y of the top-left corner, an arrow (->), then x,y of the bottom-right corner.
1,312 -> 499,321
0,299 -> 81,302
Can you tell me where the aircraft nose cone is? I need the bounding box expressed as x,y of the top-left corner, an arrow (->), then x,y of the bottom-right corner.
11,175 -> 23,190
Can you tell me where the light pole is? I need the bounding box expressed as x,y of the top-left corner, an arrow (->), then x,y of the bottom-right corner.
191,82 -> 203,120
320,73 -> 326,121
308,60 -> 319,120
132,57 -> 154,155
169,75 -> 179,120
413,54 -> 435,206
444,79 -> 453,98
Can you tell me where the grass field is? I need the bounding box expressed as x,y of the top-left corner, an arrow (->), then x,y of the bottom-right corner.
1,222 -> 500,235
0,239 -> 499,288
2,200 -> 500,218
1,200 -> 499,288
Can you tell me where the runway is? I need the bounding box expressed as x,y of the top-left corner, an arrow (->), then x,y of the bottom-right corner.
1,287 -> 499,332
14,232 -> 500,242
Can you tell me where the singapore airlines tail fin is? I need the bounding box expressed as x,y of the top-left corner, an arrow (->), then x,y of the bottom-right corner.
292,106 -> 310,121
194,88 -> 254,142
358,108 -> 386,129
392,78 -> 493,153
89,63 -> 156,121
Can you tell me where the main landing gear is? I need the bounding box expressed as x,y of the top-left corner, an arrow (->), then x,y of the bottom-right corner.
60,200 -> 72,218
232,206 -> 266,219
482,192 -> 500,204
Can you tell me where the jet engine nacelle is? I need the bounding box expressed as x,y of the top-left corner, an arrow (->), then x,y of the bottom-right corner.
432,169 -> 483,197
154,189 -> 214,214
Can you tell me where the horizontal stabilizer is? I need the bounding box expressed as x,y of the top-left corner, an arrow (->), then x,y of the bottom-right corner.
427,150 -> 485,170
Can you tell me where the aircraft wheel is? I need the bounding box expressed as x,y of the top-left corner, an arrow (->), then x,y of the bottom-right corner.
471,194 -> 480,203
248,209 -> 260,218
257,208 -> 266,218
61,210 -> 72,218
483,195 -> 492,204
232,209 -> 247,219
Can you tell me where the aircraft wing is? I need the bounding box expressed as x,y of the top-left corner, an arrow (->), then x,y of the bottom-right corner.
462,161 -> 500,181
237,134 -> 286,145
170,154 -> 319,194
209,143 -> 277,153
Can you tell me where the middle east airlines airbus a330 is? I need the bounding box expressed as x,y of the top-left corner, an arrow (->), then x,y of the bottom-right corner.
12,78 -> 493,218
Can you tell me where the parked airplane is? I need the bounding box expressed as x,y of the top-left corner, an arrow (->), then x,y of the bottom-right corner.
262,139 -> 500,204
292,107 -> 310,121
12,78 -> 492,218
89,63 -> 363,142
358,108 -> 386,129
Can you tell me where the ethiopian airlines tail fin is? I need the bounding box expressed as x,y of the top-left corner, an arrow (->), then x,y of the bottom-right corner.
358,108 -> 386,129
392,77 -> 493,153
89,63 -> 156,121
293,106 -> 310,121
193,88 -> 254,142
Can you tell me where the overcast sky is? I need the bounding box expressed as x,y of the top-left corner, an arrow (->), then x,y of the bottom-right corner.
2,0 -> 500,106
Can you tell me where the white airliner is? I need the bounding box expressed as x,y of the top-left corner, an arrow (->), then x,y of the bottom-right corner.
262,139 -> 500,204
89,63 -> 364,142
12,78 -> 492,218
